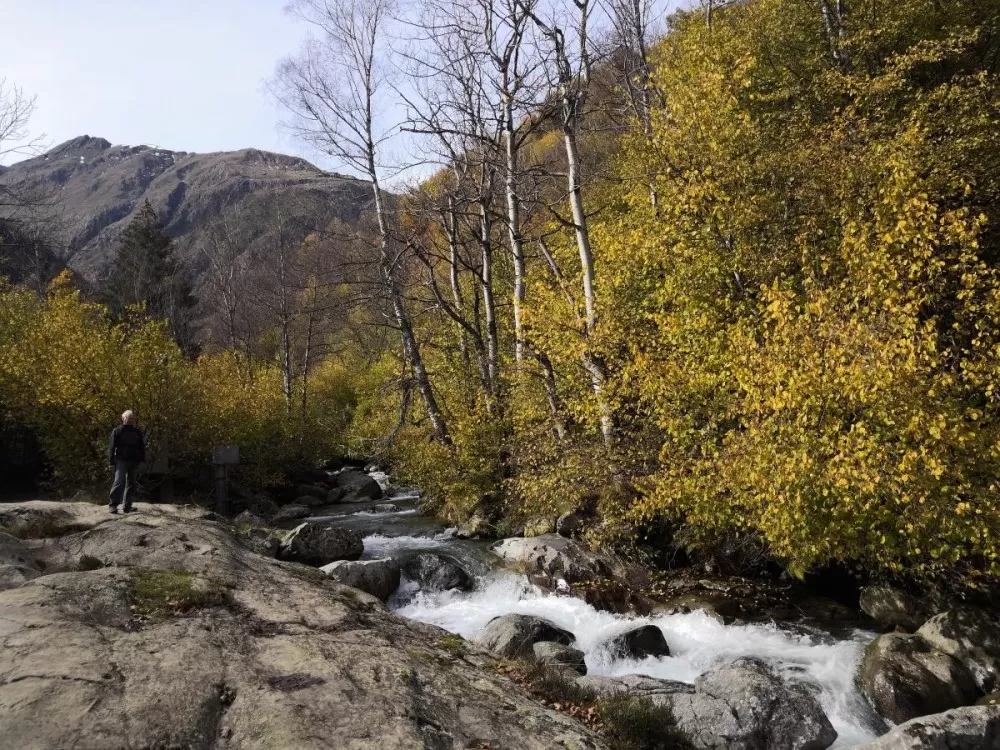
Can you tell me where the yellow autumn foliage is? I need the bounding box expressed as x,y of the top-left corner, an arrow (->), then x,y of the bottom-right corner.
0,272 -> 354,488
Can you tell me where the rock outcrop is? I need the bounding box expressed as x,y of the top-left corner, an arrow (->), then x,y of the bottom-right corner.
0,501 -> 607,750
858,633 -> 981,724
579,658 -> 837,750
320,558 -> 401,601
473,613 -> 575,659
272,504 -> 310,523
852,704 -> 1000,749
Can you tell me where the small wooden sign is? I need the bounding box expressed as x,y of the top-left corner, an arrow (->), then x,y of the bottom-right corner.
212,444 -> 240,465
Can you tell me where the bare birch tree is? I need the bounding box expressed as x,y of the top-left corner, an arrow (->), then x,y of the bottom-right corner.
276,0 -> 451,444
524,0 -> 615,445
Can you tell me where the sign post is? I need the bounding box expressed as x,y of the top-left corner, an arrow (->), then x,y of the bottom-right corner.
211,445 -> 240,514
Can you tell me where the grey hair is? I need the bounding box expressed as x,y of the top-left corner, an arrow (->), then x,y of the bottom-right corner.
121,410 -> 135,423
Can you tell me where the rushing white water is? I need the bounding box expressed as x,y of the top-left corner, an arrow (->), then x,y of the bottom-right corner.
380,549 -> 880,749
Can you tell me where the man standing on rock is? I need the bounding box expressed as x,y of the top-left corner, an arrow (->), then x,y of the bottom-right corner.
108,410 -> 145,514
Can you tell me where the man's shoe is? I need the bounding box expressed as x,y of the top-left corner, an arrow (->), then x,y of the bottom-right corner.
123,506 -> 136,513
109,506 -> 119,514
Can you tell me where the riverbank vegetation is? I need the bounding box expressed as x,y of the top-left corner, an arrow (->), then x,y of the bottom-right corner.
3,0 -> 1000,586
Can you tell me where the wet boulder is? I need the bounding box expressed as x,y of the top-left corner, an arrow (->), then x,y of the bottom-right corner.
279,523 -> 364,566
272,505 -> 311,524
603,624 -> 670,660
858,633 -> 981,724
917,609 -> 1000,694
326,487 -> 346,504
401,553 -> 472,591
490,535 -> 612,583
533,641 -> 587,675
472,614 -> 574,659
851,704 -> 1000,750
859,586 -> 930,633
371,504 -> 402,514
334,470 -> 383,500
321,558 -> 400,601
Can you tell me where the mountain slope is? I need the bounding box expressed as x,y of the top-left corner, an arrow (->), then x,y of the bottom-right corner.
0,136 -> 374,281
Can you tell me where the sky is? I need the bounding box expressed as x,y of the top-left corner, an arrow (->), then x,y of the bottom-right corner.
0,0 -> 316,166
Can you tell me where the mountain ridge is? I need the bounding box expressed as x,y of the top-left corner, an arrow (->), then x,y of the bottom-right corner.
0,135 -> 373,282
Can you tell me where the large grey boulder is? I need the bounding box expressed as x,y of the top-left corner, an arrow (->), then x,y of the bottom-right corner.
490,534 -> 613,582
335,470 -> 383,500
402,552 -> 472,591
860,586 -> 930,632
472,614 -> 575,659
321,558 -> 400,601
858,633 -> 981,724
917,609 -> 1000,693
0,501 -> 606,750
852,704 -> 1000,749
603,624 -> 670,660
0,532 -> 42,591
576,658 -> 836,750
279,523 -> 364,566
533,641 -> 587,675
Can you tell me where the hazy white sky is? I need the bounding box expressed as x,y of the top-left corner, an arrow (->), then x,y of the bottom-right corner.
0,0 -> 314,165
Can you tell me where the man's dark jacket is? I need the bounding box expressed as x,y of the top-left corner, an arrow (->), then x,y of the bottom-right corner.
109,425 -> 146,464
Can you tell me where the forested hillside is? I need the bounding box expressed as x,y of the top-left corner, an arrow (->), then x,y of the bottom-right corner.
3,0 -> 1000,588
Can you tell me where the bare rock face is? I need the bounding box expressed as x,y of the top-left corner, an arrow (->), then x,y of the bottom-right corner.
917,609 -> 1000,694
472,613 -> 575,659
0,137 -> 374,284
577,658 -> 837,750
859,586 -> 930,632
0,501 -> 607,750
858,633 -> 981,724
851,704 -> 1000,750
321,558 -> 401,601
278,522 -> 364,566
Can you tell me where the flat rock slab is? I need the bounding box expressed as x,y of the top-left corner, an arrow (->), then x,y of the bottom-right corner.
0,502 -> 607,750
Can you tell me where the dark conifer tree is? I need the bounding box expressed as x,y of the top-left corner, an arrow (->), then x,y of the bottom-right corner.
104,199 -> 198,353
